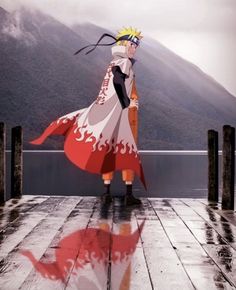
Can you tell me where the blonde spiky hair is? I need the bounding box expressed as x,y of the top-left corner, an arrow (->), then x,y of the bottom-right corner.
116,26 -> 143,46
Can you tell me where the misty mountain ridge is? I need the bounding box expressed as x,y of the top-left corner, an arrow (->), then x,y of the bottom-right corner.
0,6 -> 236,150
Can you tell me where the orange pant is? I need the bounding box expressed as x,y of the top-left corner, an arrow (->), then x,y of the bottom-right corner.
102,106 -> 138,183
102,169 -> 134,183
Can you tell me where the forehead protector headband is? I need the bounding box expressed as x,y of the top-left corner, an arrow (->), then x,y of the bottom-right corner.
74,33 -> 140,56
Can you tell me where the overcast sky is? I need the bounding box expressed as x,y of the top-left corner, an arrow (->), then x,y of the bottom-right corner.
1,0 -> 236,96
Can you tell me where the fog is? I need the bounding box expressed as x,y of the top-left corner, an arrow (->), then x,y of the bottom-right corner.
1,0 -> 236,96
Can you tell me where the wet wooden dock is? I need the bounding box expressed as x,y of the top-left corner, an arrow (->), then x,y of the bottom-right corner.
0,196 -> 236,290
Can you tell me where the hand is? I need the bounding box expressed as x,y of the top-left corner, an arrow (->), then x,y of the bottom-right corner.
128,99 -> 139,110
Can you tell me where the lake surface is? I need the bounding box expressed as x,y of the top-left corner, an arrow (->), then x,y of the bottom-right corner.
5,150 -> 236,200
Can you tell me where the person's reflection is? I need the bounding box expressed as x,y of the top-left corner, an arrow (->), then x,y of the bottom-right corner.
95,198 -> 144,290
20,198 -> 145,290
111,199 -> 143,290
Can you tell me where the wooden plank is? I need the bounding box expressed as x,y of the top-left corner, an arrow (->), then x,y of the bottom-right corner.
183,263 -> 236,290
0,195 -> 47,212
91,199 -> 113,290
167,199 -> 236,289
182,199 -> 236,249
135,198 -> 159,221
0,197 -> 81,290
165,200 -> 227,245
199,199 -> 222,208
137,220 -> 195,290
0,197 -> 62,259
127,246 -> 153,290
202,244 -> 236,288
136,199 -> 194,290
200,200 -> 236,227
110,199 -> 152,290
130,210 -> 153,290
0,196 -> 49,231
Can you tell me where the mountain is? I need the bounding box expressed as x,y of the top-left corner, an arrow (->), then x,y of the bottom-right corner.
0,7 -> 236,150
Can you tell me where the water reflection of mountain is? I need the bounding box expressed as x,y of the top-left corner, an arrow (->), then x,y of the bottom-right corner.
1,6 -> 236,150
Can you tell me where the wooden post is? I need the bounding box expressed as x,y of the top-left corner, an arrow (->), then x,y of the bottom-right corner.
0,122 -> 6,203
208,130 -> 218,202
222,125 -> 235,210
11,126 -> 23,198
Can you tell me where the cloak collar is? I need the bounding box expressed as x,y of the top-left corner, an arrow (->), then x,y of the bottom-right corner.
111,45 -> 137,65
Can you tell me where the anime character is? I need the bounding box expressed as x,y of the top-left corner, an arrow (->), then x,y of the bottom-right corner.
30,27 -> 146,205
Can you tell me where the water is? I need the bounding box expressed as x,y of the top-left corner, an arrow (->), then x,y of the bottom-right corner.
5,150 -> 236,199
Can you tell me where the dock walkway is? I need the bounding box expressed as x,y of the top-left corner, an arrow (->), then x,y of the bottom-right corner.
0,196 -> 236,289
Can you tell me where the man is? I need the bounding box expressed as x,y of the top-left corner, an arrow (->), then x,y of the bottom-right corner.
101,28 -> 142,205
30,27 -> 146,206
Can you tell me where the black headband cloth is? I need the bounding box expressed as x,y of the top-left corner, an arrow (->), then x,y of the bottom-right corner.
74,33 -> 140,56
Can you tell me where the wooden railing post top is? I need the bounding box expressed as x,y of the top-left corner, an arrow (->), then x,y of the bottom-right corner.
223,125 -> 235,140
208,130 -> 214,135
208,130 -> 218,136
223,125 -> 232,130
12,126 -> 22,131
208,129 -> 218,133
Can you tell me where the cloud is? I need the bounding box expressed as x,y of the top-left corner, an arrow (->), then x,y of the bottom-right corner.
0,0 -> 236,34
1,0 -> 235,95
